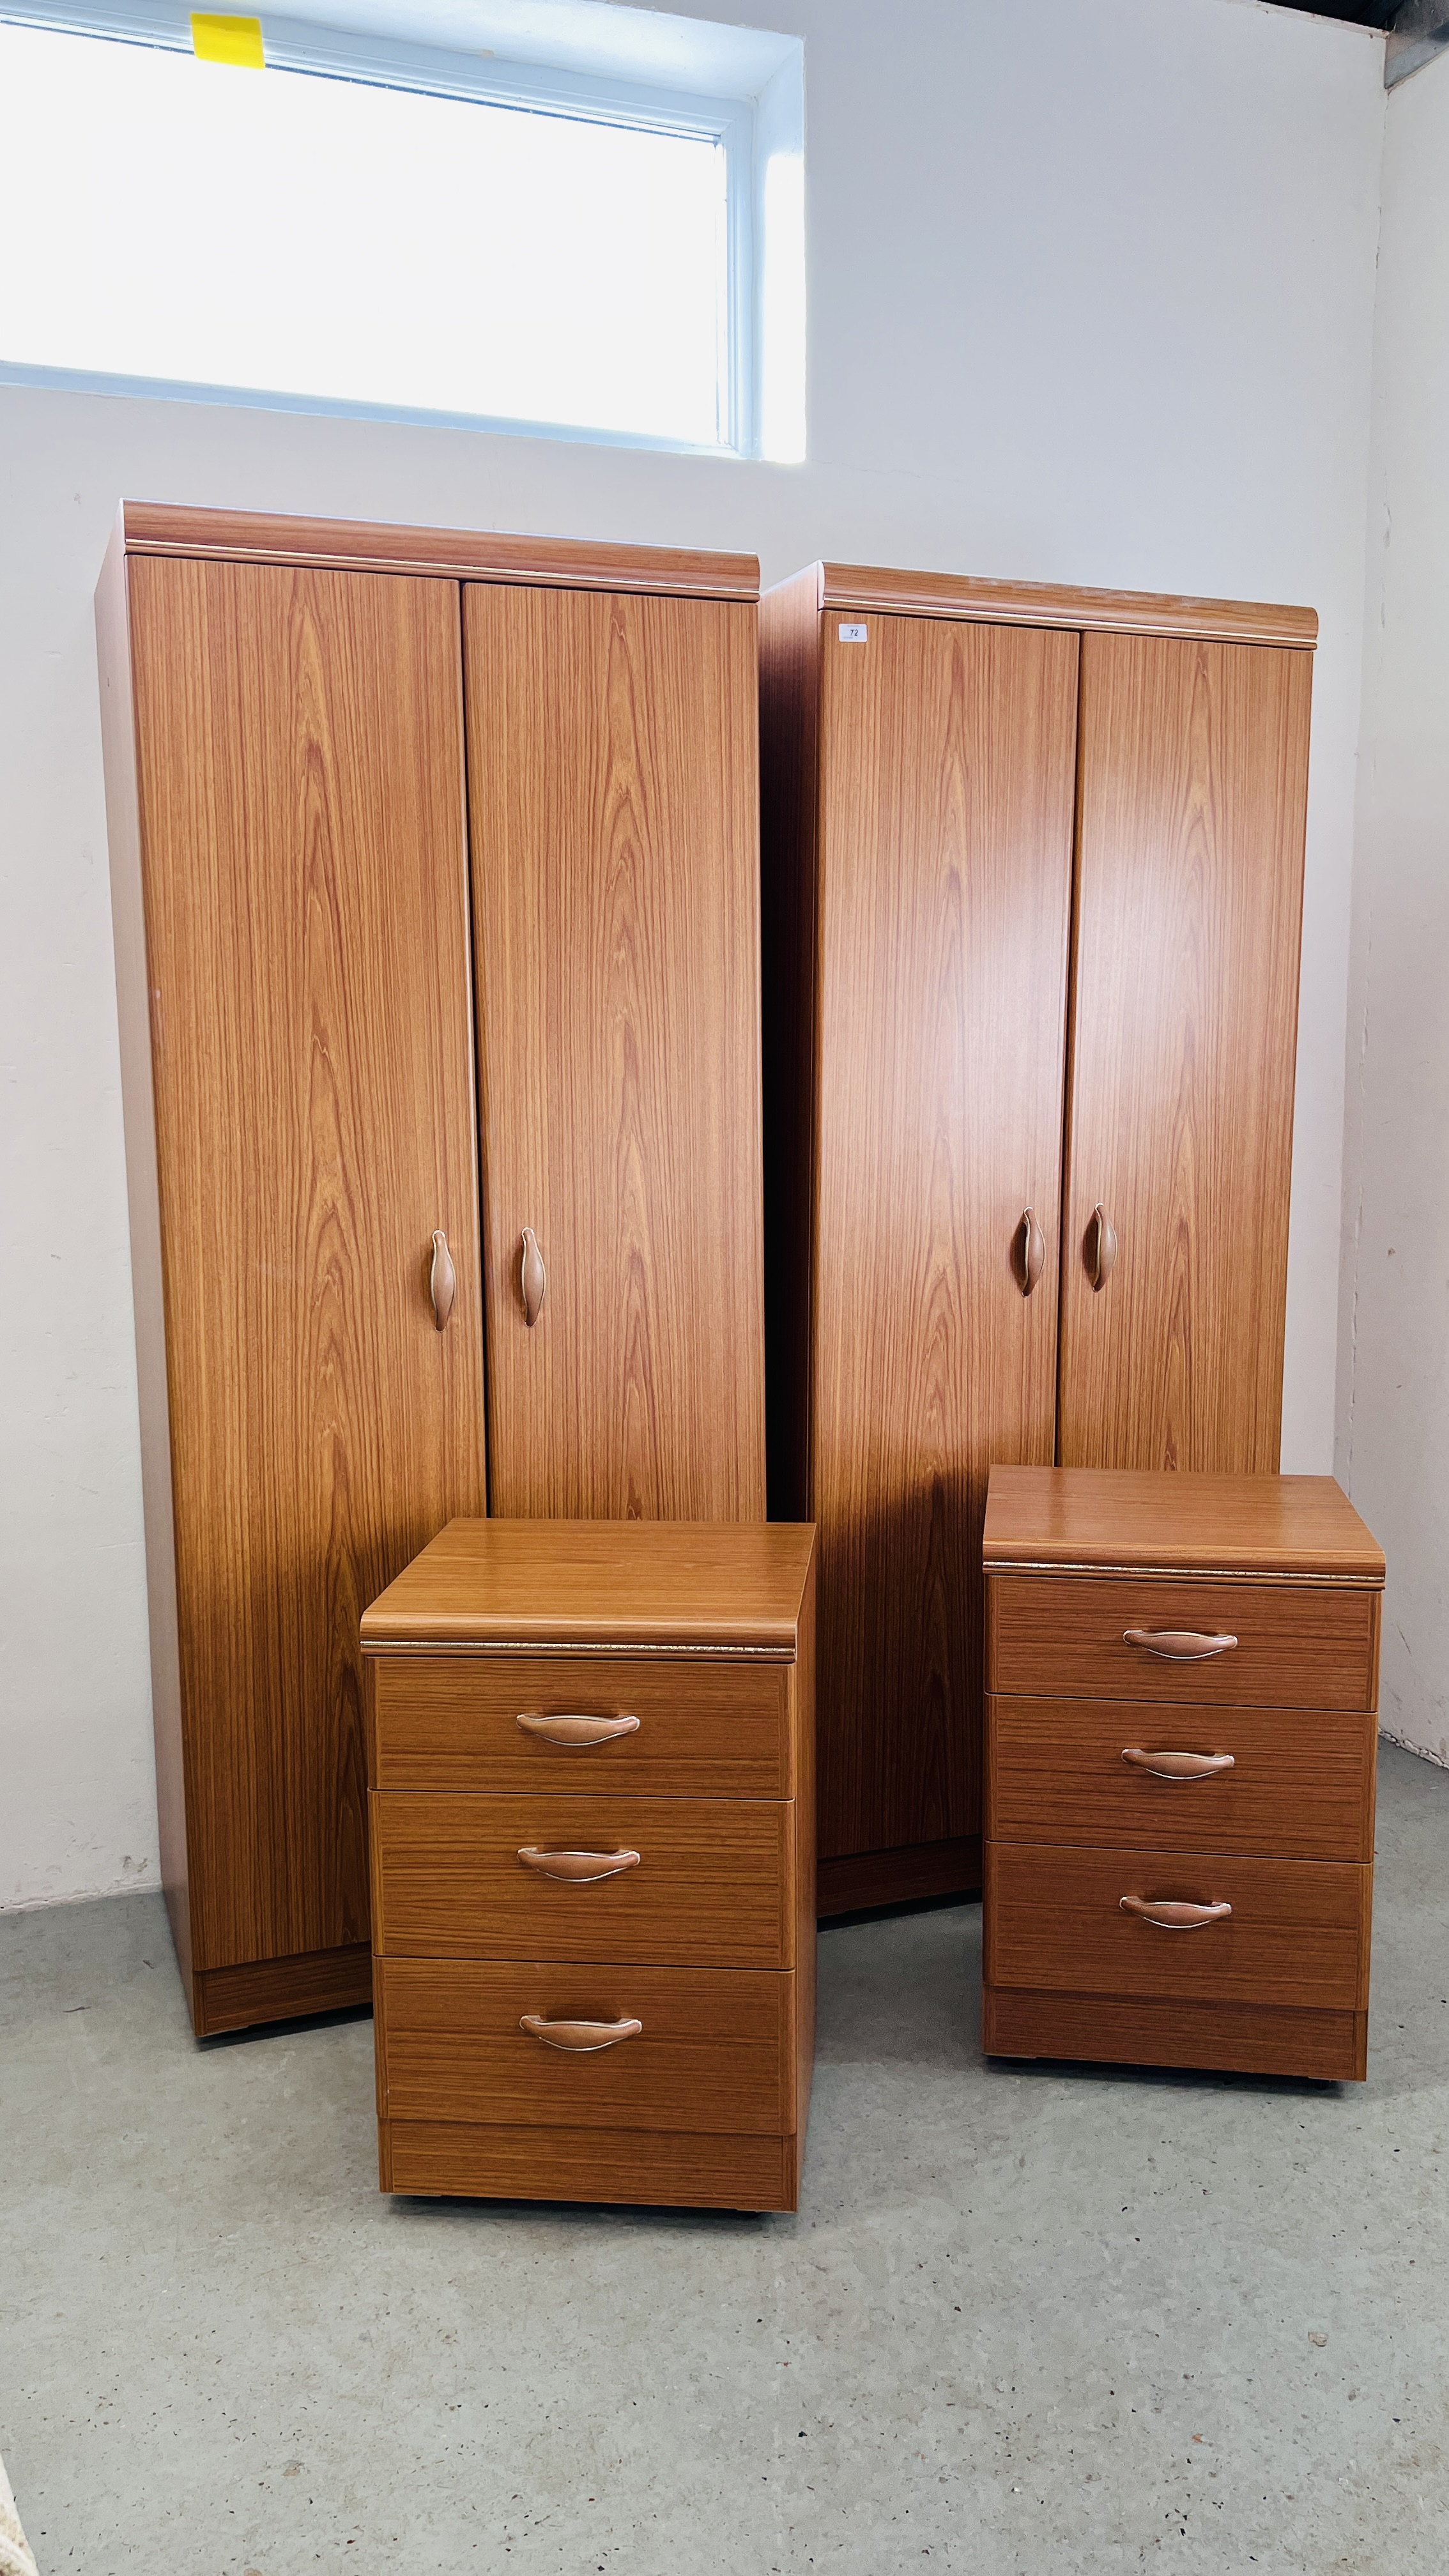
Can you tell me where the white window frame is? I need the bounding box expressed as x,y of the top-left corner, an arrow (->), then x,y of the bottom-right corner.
0,0 -> 804,458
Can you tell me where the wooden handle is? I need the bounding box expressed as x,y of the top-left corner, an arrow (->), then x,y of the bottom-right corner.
1120,1894 -> 1232,1930
1121,1746 -> 1236,1780
1123,1628 -> 1238,1660
1087,1204 -> 1117,1291
519,2014 -> 643,2051
429,1229 -> 456,1330
1016,1208 -> 1046,1297
516,1712 -> 641,1748
521,1227 -> 547,1326
517,1846 -> 641,1883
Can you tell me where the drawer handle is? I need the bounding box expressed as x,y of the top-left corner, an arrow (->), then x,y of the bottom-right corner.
1120,1894 -> 1232,1931
516,1712 -> 641,1748
517,1846 -> 641,1883
520,2014 -> 643,2052
1123,1627 -> 1238,1660
1121,1747 -> 1236,1781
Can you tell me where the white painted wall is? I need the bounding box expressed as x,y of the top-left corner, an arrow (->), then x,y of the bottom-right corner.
1338,52 -> 1449,1769
0,0 -> 1386,1908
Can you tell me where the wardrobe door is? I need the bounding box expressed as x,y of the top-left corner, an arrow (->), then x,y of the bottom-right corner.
128,557 -> 486,1993
464,581 -> 765,1522
1059,632 -> 1312,1473
813,614 -> 1079,1869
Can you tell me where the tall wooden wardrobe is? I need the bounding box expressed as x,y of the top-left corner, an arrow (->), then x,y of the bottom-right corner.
759,564 -> 1314,1915
98,505 -> 766,2034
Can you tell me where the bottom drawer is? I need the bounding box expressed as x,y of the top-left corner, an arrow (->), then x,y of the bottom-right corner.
985,1841 -> 1371,2012
376,1956 -> 797,2137
381,2118 -> 799,2211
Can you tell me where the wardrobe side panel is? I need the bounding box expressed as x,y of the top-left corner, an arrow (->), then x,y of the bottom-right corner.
758,571 -> 823,1525
96,523 -> 195,2010
127,556 -> 486,1974
1059,635 -> 1312,1474
813,615 -> 1078,1862
467,584 -> 766,1522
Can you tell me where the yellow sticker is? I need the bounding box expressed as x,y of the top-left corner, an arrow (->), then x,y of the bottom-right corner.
190,14 -> 264,68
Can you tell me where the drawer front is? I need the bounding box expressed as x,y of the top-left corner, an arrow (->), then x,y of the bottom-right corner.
376,1957 -> 795,2136
370,1653 -> 791,1798
988,1575 -> 1378,1712
371,1793 -> 794,1968
381,2119 -> 797,2211
985,1841 -> 1370,2012
986,1695 -> 1376,1862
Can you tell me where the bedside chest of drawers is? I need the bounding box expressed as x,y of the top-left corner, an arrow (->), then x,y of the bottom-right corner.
982,1469 -> 1384,2082
361,1519 -> 817,2211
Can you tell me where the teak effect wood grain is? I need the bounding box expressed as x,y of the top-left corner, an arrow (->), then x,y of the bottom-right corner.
986,1573 -> 1378,1711
377,1957 -> 797,2135
371,1790 -> 795,1968
982,1467 -> 1386,1581
371,1650 -> 792,1799
986,1694 -> 1377,1862
985,1841 -> 1370,2013
382,2119 -> 796,2211
811,613 -> 1079,1859
982,1989 -> 1366,2083
464,586 -> 766,1522
1059,634 -> 1312,1474
361,1519 -> 811,1649
126,556 -> 487,1975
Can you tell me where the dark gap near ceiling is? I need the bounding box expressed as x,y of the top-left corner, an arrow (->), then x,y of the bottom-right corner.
1269,1 -> 1399,24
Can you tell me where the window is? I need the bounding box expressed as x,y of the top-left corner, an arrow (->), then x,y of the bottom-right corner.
0,1 -> 805,457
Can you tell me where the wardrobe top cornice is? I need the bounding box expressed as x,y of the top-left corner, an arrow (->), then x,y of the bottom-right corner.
806,562 -> 1317,650
116,503 -> 760,603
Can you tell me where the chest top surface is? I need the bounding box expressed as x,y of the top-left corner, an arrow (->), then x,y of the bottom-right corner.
361,1519 -> 816,1652
982,1469 -> 1383,1586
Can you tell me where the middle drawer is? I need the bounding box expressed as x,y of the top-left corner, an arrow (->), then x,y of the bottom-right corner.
371,1793 -> 795,1969
988,1694 -> 1376,1861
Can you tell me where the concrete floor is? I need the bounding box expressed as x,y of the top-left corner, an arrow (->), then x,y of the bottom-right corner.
2,1741 -> 1447,2576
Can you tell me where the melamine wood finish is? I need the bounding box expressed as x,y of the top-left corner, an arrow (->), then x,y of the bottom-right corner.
382,2119 -> 795,2210
464,586 -> 766,1522
194,1943 -> 373,2037
985,1841 -> 1370,2012
1059,634 -> 1313,1474
813,564 -> 1318,650
810,613 -> 1079,1862
376,1958 -> 796,2135
371,1652 -> 791,1798
118,502 -> 758,600
983,1466 -> 1387,1582
362,1519 -> 811,1650
988,1574 -> 1378,1711
123,555 -> 487,1988
982,1989 -> 1367,2083
371,1793 -> 795,1968
986,1696 -> 1377,1862
817,1837 -> 981,1917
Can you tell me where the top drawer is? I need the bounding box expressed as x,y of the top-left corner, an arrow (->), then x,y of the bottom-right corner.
987,1575 -> 1379,1712
369,1652 -> 792,1798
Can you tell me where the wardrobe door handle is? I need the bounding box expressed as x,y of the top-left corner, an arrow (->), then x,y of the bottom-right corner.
1120,1894 -> 1232,1931
516,1712 -> 641,1748
517,1846 -> 641,1883
1121,1747 -> 1236,1781
429,1229 -> 456,1331
521,1227 -> 547,1326
1123,1629 -> 1238,1661
1016,1208 -> 1046,1296
1087,1204 -> 1117,1291
520,2014 -> 643,2051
